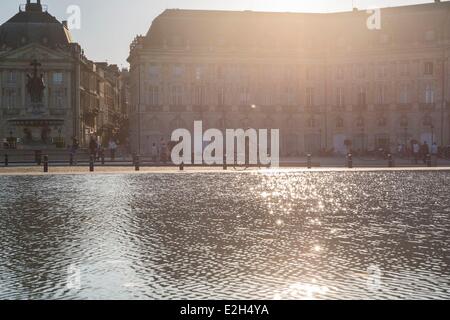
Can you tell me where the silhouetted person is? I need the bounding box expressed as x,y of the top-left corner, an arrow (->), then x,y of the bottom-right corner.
413,142 -> 420,164
108,139 -> 117,161
421,142 -> 429,164
89,136 -> 97,159
71,136 -> 79,165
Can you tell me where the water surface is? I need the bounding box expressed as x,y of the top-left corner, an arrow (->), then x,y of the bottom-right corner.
0,171 -> 449,299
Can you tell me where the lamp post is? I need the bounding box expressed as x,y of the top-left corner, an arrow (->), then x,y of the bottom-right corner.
431,124 -> 435,145
404,127 -> 408,157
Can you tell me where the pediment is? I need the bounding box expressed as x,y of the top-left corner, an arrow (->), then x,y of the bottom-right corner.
0,43 -> 70,61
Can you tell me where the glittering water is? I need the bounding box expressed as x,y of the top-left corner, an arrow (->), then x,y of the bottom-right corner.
0,171 -> 449,300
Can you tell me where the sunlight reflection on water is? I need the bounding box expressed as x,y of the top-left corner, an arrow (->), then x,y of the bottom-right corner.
0,171 -> 449,300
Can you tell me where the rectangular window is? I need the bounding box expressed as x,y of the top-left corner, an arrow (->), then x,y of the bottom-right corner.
6,71 -> 17,83
399,84 -> 409,104
286,87 -> 295,106
55,88 -> 64,107
171,85 -> 183,106
195,66 -> 204,81
149,65 -> 160,79
149,86 -> 159,106
377,65 -> 388,78
53,72 -> 63,84
399,62 -> 409,76
193,86 -> 204,106
357,87 -> 366,106
336,67 -> 344,80
306,67 -> 314,80
306,87 -> 314,107
425,85 -> 434,104
172,65 -> 184,78
217,66 -> 224,80
4,89 -> 16,109
218,87 -> 225,106
336,87 -> 345,107
424,62 -> 434,76
356,65 -> 365,79
376,85 -> 387,104
240,87 -> 250,105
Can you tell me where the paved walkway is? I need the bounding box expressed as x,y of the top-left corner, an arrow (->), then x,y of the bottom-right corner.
1,164 -> 449,176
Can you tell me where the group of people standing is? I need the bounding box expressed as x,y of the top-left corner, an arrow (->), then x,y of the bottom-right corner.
150,140 -> 169,163
69,136 -> 127,164
88,136 -> 120,161
397,141 -> 439,164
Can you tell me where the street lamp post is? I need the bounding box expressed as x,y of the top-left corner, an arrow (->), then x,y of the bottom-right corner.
431,125 -> 435,145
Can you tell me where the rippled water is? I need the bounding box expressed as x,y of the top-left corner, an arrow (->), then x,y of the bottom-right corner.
0,171 -> 449,300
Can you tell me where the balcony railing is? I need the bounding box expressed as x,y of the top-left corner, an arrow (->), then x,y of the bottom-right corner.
49,109 -> 67,116
419,103 -> 435,112
169,105 -> 187,112
2,108 -> 21,116
352,104 -> 368,112
374,104 -> 390,112
146,105 -> 163,112
396,103 -> 412,112
281,106 -> 299,113
192,105 -> 209,112
304,106 -> 320,113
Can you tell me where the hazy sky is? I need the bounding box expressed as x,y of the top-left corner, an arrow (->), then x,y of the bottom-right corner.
0,0 -> 433,67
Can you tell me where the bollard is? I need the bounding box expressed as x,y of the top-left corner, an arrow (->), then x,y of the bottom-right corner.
43,155 -> 48,173
223,155 -> 228,170
69,153 -> 74,166
307,154 -> 312,169
89,155 -> 94,172
135,154 -> 140,171
347,153 -> 353,169
180,162 -> 184,171
101,150 -> 105,165
426,154 -> 432,167
4,154 -> 8,167
388,154 -> 394,168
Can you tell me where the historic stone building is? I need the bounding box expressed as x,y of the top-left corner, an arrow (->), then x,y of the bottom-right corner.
0,0 -> 127,149
128,1 -> 450,157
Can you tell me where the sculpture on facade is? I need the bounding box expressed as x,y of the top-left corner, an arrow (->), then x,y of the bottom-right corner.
26,59 -> 45,103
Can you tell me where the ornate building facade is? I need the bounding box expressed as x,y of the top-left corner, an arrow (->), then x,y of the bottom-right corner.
0,0 -> 127,149
128,1 -> 450,157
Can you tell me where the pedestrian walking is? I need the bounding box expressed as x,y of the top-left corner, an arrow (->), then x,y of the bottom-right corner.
71,136 -> 79,165
421,141 -> 430,164
151,143 -> 158,163
108,139 -> 117,161
431,142 -> 438,166
413,142 -> 420,164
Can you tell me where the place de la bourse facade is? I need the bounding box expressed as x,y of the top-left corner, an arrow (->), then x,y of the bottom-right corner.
128,2 -> 450,157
